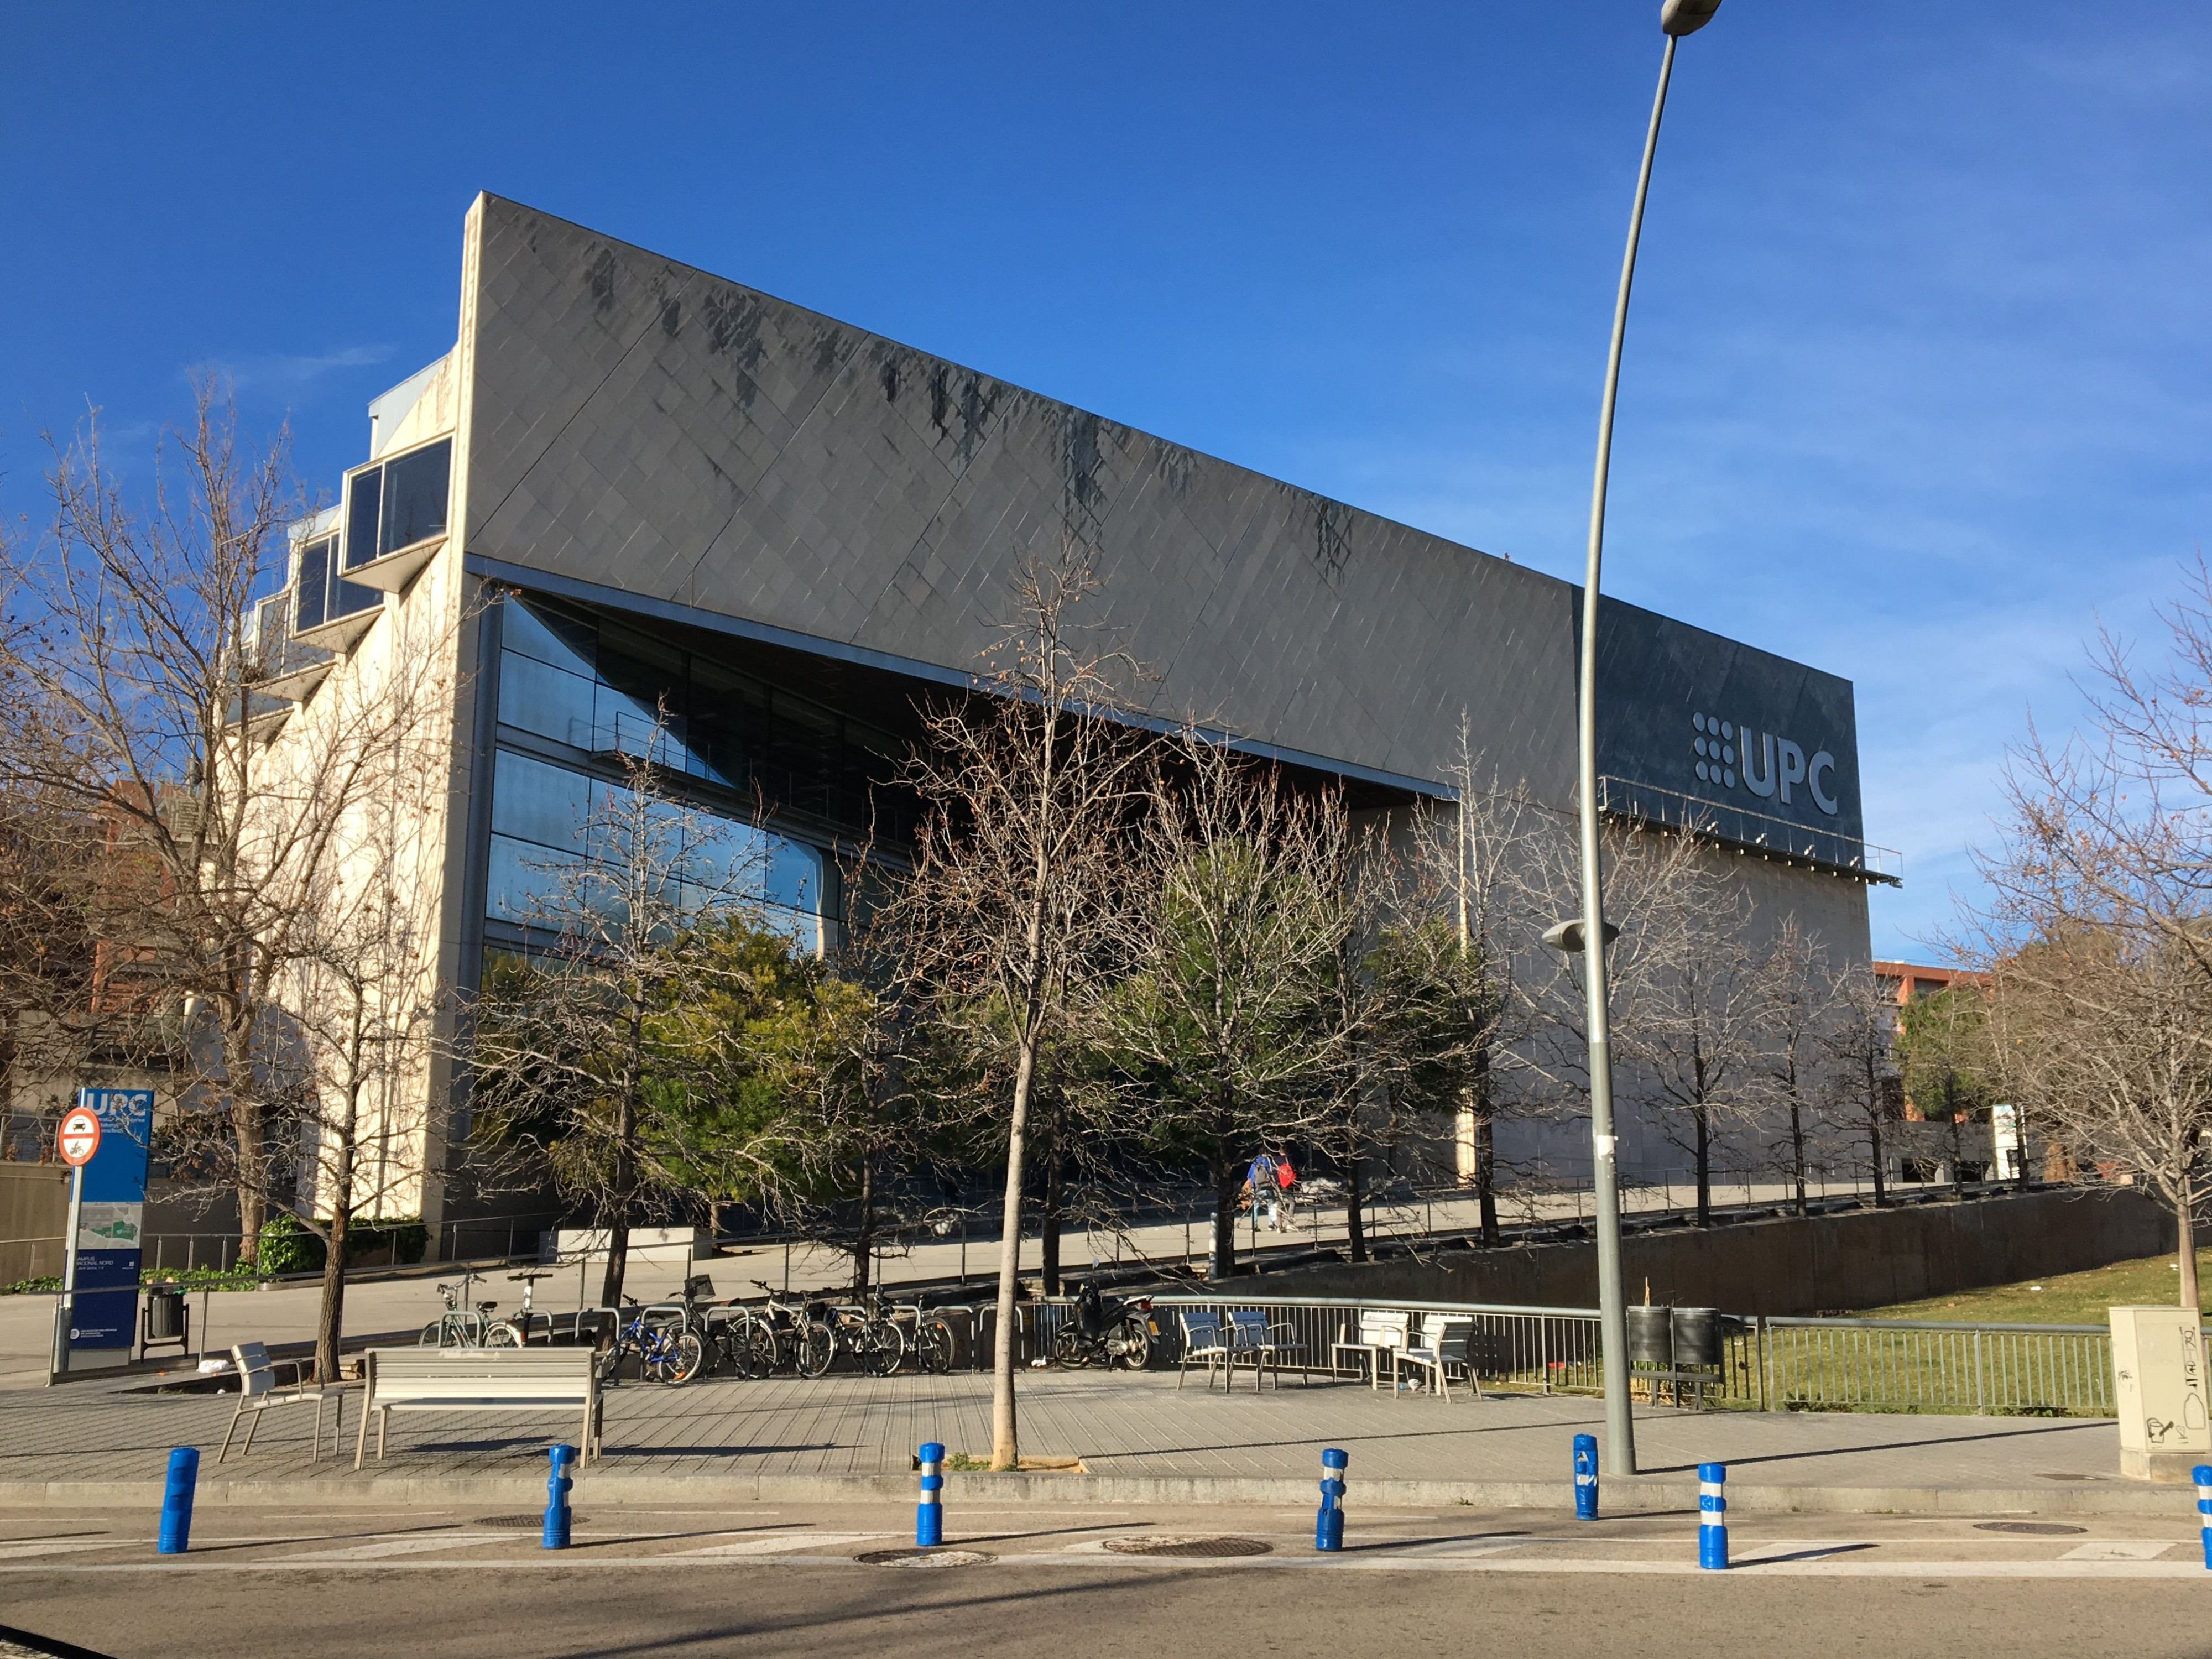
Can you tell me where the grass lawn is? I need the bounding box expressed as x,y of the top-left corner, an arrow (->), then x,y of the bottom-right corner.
1859,1247 -> 2212,1325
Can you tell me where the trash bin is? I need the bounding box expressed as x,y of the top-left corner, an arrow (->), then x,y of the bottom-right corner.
1671,1308 -> 1723,1370
1626,1305 -> 1673,1367
143,1284 -> 188,1347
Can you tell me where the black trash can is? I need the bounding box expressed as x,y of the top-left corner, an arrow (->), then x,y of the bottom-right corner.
1671,1307 -> 1723,1369
143,1283 -> 187,1345
1626,1305 -> 1673,1366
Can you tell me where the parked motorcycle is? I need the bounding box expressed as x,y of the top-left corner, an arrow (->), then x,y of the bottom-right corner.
1052,1281 -> 1156,1370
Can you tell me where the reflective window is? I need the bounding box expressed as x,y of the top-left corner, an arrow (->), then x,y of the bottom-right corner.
492,593 -> 911,848
340,437 -> 452,570
294,538 -> 332,632
379,440 -> 451,556
344,467 -> 383,572
486,745 -> 822,948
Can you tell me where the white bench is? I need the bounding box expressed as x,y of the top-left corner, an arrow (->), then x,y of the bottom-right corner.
352,1346 -> 603,1470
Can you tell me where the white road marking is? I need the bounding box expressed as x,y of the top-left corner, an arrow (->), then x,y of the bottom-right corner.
0,1540 -> 114,1561
2059,1540 -> 2176,1562
277,1532 -> 509,1562
663,1531 -> 890,1557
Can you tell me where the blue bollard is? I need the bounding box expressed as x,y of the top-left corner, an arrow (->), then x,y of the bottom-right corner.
1698,1462 -> 1728,1570
1315,1447 -> 1348,1552
917,1442 -> 945,1547
157,1447 -> 199,1554
543,1443 -> 577,1550
2195,1464 -> 2212,1569
1573,1433 -> 1599,1520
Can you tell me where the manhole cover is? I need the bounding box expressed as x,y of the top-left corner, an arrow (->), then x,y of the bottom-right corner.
1103,1535 -> 1272,1558
476,1514 -> 582,1530
1973,1521 -> 2086,1536
855,1547 -> 994,1567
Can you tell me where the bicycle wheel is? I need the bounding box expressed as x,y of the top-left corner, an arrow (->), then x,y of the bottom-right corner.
915,1318 -> 956,1375
859,1318 -> 901,1377
1052,1327 -> 1089,1369
796,1319 -> 834,1379
660,1330 -> 706,1385
486,1322 -> 523,1348
419,1321 -> 445,1347
728,1318 -> 776,1378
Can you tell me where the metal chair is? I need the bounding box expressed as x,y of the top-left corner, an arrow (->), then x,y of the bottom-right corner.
217,1341 -> 351,1462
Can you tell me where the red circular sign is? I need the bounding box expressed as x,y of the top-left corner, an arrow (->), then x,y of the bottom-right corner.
56,1107 -> 101,1168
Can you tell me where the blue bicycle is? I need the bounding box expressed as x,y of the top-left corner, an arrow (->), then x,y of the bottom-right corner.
598,1298 -> 706,1386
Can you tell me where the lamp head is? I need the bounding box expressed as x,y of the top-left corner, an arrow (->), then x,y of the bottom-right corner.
1543,919 -> 1623,955
1661,0 -> 1723,35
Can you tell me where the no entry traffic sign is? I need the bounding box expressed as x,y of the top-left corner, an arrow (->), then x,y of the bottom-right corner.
56,1107 -> 101,1167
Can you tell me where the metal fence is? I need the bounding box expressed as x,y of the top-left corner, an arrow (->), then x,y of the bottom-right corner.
1087,1295 -> 2122,1417
1742,1318 -> 2115,1417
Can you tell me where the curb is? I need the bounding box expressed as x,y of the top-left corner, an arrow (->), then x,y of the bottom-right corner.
0,1470 -> 2192,1518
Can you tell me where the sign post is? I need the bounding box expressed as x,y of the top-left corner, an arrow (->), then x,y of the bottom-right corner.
49,1089 -> 153,1383
50,1105 -> 101,1379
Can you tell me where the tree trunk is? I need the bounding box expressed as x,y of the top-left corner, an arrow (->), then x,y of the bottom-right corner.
598,1024 -> 644,1310
1211,1153 -> 1239,1282
1693,1102 -> 1712,1228
2178,1182 -> 2199,1314
1475,1111 -> 1499,1249
1865,1050 -> 1887,1207
1345,1151 -> 1367,1264
1790,1100 -> 1808,1219
852,1152 -> 875,1296
990,1032 -> 1037,1470
1040,1151 -> 1062,1297
223,998 -> 264,1270
316,1206 -> 349,1385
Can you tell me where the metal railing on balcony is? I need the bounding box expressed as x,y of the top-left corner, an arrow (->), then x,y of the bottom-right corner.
1598,774 -> 1902,884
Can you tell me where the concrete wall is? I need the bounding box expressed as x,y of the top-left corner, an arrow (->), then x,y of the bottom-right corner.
1248,1187 -> 2177,1315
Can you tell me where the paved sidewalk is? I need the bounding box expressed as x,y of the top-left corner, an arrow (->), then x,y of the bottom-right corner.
0,1362 -> 2159,1516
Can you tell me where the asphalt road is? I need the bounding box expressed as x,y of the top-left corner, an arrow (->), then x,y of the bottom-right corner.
5,1499 -> 2209,1658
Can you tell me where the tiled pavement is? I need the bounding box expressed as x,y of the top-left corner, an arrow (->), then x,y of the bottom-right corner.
0,1362 -> 2129,1506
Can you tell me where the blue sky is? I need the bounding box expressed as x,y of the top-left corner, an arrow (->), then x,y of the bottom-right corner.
3,3 -> 2205,961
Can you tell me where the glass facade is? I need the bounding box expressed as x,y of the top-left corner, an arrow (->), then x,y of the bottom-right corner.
483,591 -> 915,954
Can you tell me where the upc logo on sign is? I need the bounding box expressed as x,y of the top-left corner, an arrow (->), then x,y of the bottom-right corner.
1691,712 -> 1841,817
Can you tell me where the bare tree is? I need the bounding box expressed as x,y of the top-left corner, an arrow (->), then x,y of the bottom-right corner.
888,548 -> 1148,1470
1965,559 -> 2212,1305
1985,927 -> 2212,1307
1628,860 -> 1767,1225
1756,917 -> 1833,1218
1821,962 -> 1901,1207
276,643 -> 450,1380
0,388 -> 438,1265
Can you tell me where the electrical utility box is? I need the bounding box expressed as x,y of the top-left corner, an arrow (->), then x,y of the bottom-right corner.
2109,1305 -> 2212,1480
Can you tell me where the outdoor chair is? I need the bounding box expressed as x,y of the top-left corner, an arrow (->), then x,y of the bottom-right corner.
1223,1308 -> 1304,1390
1176,1310 -> 1232,1390
1395,1315 -> 1480,1401
1332,1310 -> 1410,1389
217,1340 -> 352,1463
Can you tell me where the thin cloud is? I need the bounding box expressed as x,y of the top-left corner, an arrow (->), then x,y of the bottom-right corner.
188,345 -> 394,397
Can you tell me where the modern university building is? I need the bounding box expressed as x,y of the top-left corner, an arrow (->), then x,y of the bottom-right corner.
255,195 -> 1892,1245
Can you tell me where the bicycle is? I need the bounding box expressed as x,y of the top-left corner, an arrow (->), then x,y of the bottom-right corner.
418,1271 -> 523,1348
599,1297 -> 706,1385
744,1281 -> 843,1378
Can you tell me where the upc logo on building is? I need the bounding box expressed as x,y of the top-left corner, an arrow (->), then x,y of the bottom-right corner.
1691,712 -> 1841,816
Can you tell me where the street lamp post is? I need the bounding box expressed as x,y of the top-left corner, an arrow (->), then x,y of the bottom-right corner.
1573,0 -> 1722,1480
